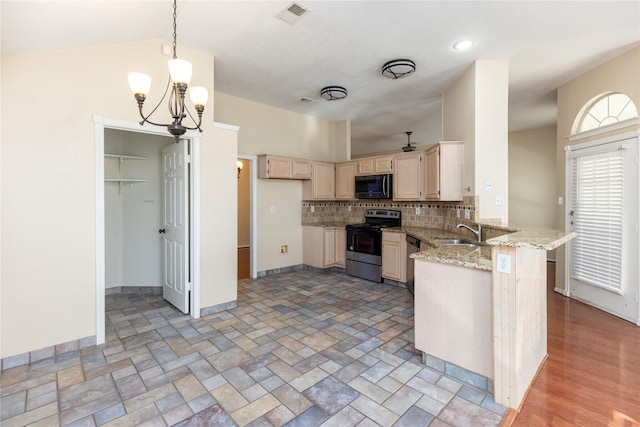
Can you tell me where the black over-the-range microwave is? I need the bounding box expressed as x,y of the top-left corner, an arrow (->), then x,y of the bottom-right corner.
355,174 -> 393,199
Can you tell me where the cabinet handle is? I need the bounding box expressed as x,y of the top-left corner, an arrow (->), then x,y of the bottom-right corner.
159,228 -> 166,234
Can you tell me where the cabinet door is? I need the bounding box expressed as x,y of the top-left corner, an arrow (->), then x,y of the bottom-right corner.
393,151 -> 425,201
374,156 -> 393,173
438,142 -> 464,201
323,228 -> 336,267
382,232 -> 407,282
335,162 -> 356,199
292,159 -> 312,179
313,162 -> 336,200
258,155 -> 292,178
357,158 -> 375,175
425,147 -> 440,199
335,229 -> 346,267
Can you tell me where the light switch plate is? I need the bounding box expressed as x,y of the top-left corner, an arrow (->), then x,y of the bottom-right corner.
464,209 -> 471,220
416,207 -> 421,215
495,196 -> 505,206
496,254 -> 511,273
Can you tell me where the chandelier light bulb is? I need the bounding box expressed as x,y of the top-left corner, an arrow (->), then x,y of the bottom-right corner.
189,86 -> 209,107
168,58 -> 193,85
127,72 -> 152,96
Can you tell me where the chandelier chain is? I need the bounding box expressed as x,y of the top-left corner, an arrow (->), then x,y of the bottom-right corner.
172,0 -> 178,59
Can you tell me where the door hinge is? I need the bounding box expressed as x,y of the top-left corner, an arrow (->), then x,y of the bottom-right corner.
186,282 -> 192,292
186,154 -> 192,163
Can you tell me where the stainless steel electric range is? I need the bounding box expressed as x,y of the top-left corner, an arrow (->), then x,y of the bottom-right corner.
345,209 -> 401,282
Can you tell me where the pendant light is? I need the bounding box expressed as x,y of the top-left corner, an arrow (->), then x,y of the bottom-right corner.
128,0 -> 208,142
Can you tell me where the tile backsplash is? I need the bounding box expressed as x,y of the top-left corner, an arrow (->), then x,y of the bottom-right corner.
302,196 -> 479,232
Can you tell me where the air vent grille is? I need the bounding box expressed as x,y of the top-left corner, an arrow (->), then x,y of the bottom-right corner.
288,3 -> 307,16
276,2 -> 309,24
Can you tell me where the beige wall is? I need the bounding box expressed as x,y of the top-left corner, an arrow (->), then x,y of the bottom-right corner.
443,63 -> 476,195
555,46 -> 640,292
214,92 -> 339,273
1,40 -> 236,358
443,61 -> 509,222
509,125 -> 557,230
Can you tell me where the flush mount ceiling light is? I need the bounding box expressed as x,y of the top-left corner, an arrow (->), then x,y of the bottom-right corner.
381,59 -> 416,79
127,0 -> 208,143
453,40 -> 475,51
320,86 -> 348,101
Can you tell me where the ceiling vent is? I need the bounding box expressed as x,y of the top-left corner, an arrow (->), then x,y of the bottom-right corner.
276,2 -> 310,25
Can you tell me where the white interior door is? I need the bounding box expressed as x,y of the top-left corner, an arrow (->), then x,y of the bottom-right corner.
161,140 -> 189,313
568,137 -> 639,323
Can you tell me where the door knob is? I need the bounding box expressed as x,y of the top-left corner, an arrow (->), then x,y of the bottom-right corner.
158,228 -> 166,234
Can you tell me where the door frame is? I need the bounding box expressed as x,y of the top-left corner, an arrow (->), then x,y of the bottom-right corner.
238,154 -> 258,278
94,115 -> 202,345
564,128 -> 640,326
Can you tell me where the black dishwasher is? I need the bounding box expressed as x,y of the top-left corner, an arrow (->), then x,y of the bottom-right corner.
406,235 -> 421,295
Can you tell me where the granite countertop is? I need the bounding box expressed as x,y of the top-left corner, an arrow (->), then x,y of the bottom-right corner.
301,221 -> 355,228
385,227 -> 493,272
484,226 -> 576,250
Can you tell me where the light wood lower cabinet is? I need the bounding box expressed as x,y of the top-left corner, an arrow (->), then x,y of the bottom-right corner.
382,231 -> 407,282
303,226 -> 345,268
414,259 -> 492,378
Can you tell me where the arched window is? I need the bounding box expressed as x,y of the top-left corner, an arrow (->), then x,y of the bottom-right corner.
577,93 -> 638,133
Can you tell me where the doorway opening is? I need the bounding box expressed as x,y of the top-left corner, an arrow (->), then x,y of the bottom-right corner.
94,116 -> 202,345
237,155 -> 258,279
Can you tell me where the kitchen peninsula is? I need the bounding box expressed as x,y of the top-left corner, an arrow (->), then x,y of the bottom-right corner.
411,224 -> 575,410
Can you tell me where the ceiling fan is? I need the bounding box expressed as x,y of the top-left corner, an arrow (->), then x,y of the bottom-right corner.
401,131 -> 416,152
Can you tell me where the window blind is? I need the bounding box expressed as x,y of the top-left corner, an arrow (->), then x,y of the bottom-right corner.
570,149 -> 624,293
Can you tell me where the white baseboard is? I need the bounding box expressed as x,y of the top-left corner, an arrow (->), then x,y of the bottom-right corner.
554,287 -> 570,297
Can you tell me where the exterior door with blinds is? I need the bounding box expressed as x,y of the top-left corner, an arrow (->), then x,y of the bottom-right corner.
568,137 -> 639,323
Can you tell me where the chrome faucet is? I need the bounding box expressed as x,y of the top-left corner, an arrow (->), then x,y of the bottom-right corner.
457,223 -> 482,242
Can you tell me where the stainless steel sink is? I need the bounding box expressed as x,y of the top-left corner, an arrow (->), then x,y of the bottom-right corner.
434,238 -> 482,246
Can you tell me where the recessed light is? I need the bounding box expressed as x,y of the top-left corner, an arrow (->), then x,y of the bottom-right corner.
453,40 -> 475,51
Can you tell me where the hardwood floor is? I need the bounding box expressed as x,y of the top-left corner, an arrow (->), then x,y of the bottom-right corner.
238,246 -> 250,279
513,263 -> 640,426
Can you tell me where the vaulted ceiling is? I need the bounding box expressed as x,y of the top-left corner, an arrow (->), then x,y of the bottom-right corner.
2,1 -> 638,155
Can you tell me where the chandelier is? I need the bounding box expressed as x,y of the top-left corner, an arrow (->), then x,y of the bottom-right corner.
127,0 -> 208,142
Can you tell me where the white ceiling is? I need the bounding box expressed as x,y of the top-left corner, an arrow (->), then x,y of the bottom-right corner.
2,1 -> 639,155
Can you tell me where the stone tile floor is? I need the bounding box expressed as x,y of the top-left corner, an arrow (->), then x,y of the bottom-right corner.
1,270 -> 506,426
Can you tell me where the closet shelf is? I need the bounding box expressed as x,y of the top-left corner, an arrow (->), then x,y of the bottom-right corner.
104,154 -> 148,161
104,178 -> 148,183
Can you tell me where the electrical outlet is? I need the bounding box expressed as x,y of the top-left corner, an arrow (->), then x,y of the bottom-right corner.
485,181 -> 493,192
280,245 -> 288,254
416,207 -> 421,215
496,254 -> 511,273
310,205 -> 315,213
456,207 -> 461,218
270,205 -> 276,214
558,197 -> 563,205
464,209 -> 471,220
348,205 -> 352,212
495,196 -> 505,206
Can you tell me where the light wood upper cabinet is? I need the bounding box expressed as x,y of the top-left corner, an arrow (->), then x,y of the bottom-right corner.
393,151 -> 425,201
357,155 -> 393,175
426,141 -> 464,201
335,162 -> 357,200
257,155 -> 312,179
302,161 -> 335,200
382,231 -> 407,282
292,158 -> 313,179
